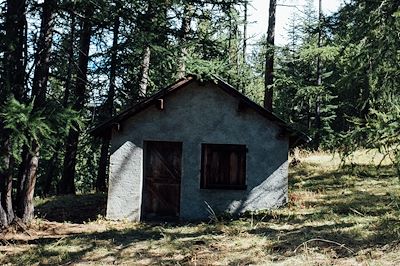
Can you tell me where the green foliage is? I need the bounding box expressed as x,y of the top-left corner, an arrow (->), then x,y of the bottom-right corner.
0,98 -> 52,159
186,55 -> 229,81
75,133 -> 100,193
272,40 -> 339,148
265,0 -> 399,154
339,102 -> 400,174
329,0 -> 400,169
299,44 -> 339,62
0,97 -> 83,162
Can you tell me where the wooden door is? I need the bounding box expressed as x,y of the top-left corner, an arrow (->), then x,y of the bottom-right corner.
143,141 -> 182,219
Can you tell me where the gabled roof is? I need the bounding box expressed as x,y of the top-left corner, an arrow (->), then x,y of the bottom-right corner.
89,75 -> 310,147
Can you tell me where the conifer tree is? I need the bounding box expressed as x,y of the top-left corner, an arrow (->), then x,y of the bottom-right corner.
0,0 -> 27,227
60,4 -> 93,195
16,0 -> 56,222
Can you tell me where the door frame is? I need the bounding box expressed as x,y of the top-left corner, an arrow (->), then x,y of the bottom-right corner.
141,140 -> 183,221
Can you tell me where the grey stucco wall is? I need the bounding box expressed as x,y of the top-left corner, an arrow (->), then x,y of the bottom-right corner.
107,81 -> 289,221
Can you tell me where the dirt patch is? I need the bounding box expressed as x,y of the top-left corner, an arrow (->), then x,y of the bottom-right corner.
1,220 -> 107,244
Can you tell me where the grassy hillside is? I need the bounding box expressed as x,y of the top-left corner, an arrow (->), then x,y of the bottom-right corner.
1,151 -> 400,265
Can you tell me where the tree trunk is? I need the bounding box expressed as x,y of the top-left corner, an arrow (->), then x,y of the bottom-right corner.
177,4 -> 193,79
17,143 -> 39,222
240,1 -> 248,93
97,137 -> 110,192
96,16 -> 120,193
16,0 -> 55,222
263,0 -> 276,111
42,156 -> 57,196
243,1 -> 247,64
3,0 -> 27,102
0,0 -> 27,227
63,12 -> 76,107
138,46 -> 151,97
59,7 -> 92,195
137,2 -> 158,97
31,0 -> 55,105
0,137 -> 15,226
43,12 -> 76,196
60,129 -> 79,194
314,0 -> 323,146
233,8 -> 240,88
0,201 -> 8,227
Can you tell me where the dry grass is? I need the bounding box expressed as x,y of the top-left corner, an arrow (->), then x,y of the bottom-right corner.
1,151 -> 400,265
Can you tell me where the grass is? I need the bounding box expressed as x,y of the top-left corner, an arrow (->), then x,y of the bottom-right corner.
1,151 -> 400,265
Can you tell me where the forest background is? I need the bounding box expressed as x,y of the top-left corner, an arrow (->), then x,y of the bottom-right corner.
0,0 -> 399,227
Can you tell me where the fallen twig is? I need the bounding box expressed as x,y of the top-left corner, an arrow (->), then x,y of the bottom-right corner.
0,238 -> 11,246
350,208 -> 365,216
49,236 -> 67,248
294,238 -> 355,254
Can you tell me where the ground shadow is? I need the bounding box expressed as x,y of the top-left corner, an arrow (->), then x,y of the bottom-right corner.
3,222 -> 229,265
35,193 -> 107,223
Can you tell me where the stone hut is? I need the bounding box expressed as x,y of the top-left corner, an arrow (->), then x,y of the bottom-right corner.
90,75 -> 308,221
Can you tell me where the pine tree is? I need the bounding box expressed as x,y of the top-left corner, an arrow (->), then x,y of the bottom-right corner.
60,4 -> 93,195
16,0 -> 56,222
96,2 -> 121,192
0,0 -> 27,227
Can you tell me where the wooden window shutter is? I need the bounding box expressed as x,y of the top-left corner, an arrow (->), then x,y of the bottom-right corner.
201,144 -> 247,190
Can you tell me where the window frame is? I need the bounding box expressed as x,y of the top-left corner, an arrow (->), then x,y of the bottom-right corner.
200,143 -> 247,190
